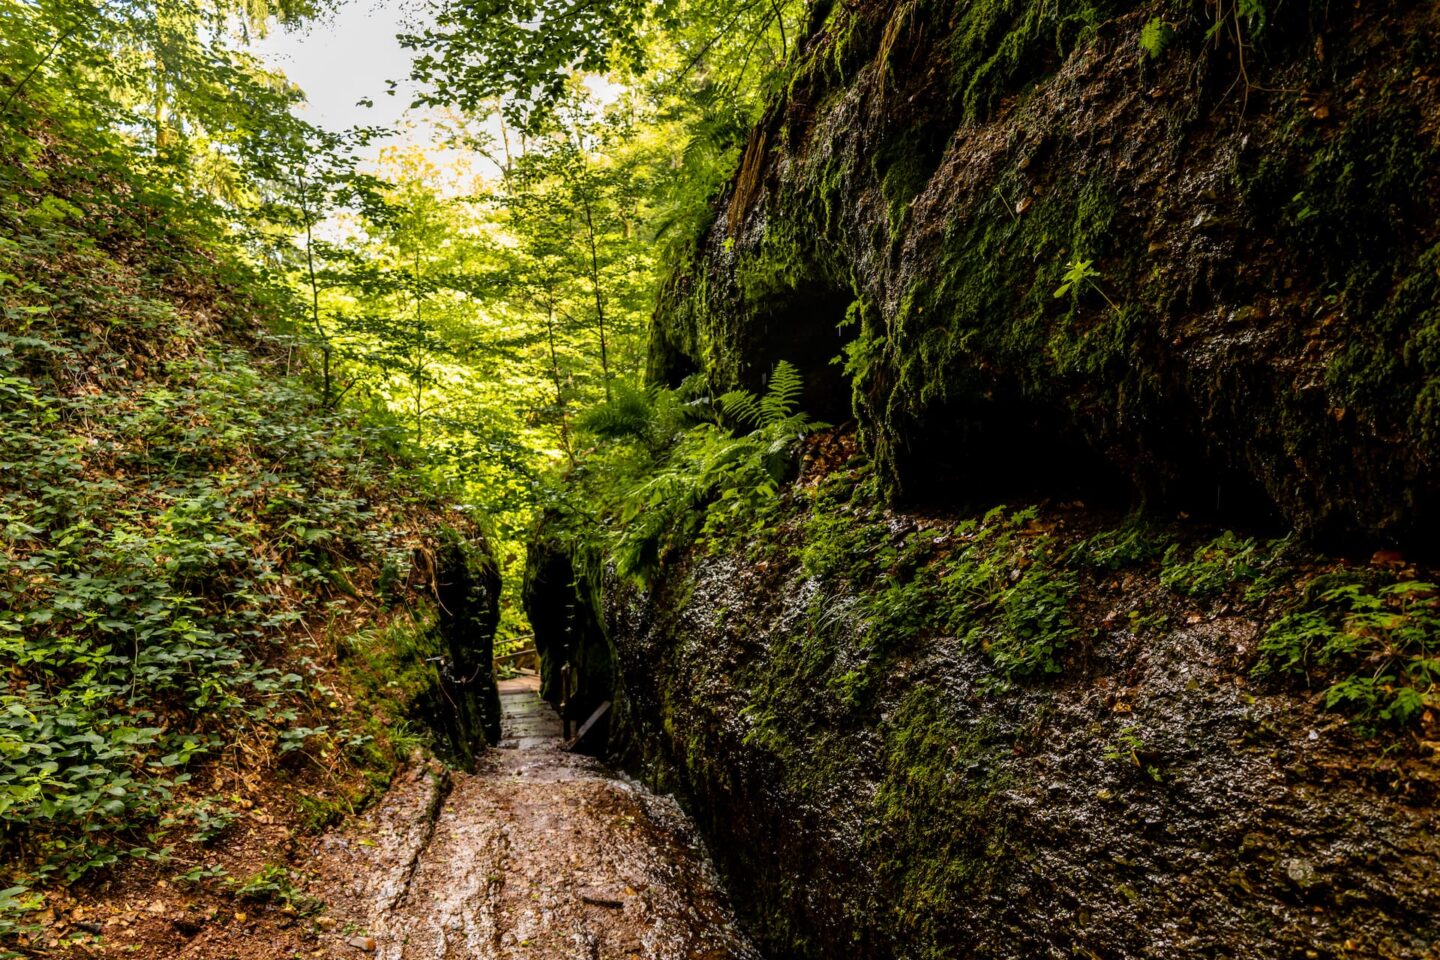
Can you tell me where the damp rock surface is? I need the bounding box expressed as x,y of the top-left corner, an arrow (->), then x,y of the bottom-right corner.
158,677 -> 758,960
603,496 -> 1440,960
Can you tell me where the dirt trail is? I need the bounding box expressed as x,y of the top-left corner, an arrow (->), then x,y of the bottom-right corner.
291,676 -> 759,960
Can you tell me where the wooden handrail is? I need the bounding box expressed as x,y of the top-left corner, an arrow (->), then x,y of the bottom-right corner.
493,642 -> 537,664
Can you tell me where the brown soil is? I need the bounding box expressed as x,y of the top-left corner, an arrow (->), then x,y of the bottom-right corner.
44,679 -> 757,960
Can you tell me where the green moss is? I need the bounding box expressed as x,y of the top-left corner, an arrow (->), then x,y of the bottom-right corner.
855,167 -> 1153,489
336,611 -> 496,774
868,686 -> 1011,956
873,124 -> 949,242
657,0 -> 1128,404
1238,88 -> 1440,449
723,471 -> 1082,779
342,615 -> 443,725
941,0 -> 1112,121
295,793 -> 348,834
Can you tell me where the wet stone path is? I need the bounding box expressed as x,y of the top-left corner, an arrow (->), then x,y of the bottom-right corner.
495,675 -> 564,749
291,674 -> 759,960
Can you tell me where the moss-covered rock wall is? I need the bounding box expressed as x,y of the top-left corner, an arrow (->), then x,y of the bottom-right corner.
428,529 -> 503,759
605,468 -> 1440,959
615,2 -> 1440,955
522,524 -> 618,743
652,0 -> 1440,551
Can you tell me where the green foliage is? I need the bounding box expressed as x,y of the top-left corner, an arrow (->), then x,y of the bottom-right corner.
1102,724 -> 1161,781
232,863 -> 318,913
1053,257 -> 1102,298
336,617 -> 450,757
1160,531 -> 1291,600
406,0 -> 805,132
939,512 -> 1079,678
1257,576 -> 1439,728
584,361 -> 825,581
0,886 -> 43,950
719,359 -> 805,430
797,480 -> 1078,683
1138,17 -> 1175,59
1053,255 -> 1119,312
0,317 -> 433,879
1204,0 -> 1268,47
161,800 -> 239,845
1069,518 -> 1170,571
581,382 -> 658,441
0,94 -> 455,892
173,863 -> 230,887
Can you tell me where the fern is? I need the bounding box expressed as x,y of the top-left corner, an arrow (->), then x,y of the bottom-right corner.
718,388 -> 762,428
1138,17 -> 1174,59
597,360 -> 826,583
719,359 -> 806,429
580,382 -> 655,440
759,359 -> 804,426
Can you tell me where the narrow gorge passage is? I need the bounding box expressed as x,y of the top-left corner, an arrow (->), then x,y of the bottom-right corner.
255,678 -> 762,960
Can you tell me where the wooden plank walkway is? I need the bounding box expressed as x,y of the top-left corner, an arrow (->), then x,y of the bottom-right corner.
496,674 -> 562,750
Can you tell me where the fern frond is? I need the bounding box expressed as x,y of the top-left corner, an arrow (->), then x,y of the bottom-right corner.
580,383 -> 654,439
1138,17 -> 1174,59
759,360 -> 803,427
718,389 -> 762,427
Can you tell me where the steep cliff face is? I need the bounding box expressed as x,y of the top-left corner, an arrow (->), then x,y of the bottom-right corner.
522,528 -> 617,740
429,530 -> 505,757
605,463 -> 1440,959
651,0 -> 1440,551
596,3 -> 1440,957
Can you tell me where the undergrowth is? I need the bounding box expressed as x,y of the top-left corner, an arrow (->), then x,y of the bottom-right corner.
0,84 -> 468,935
572,359 -> 824,582
1257,574 -> 1440,729
798,480 -> 1079,686
1159,530 -> 1292,600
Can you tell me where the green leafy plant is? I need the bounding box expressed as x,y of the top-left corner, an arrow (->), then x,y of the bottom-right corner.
173,863 -> 230,887
1139,17 -> 1175,59
232,864 -> 319,913
579,382 -> 658,440
1257,577 -> 1439,728
937,507 -> 1079,678
1069,518 -> 1170,571
1053,256 -> 1119,311
163,800 -> 239,845
589,360 -> 825,582
1102,725 -> 1162,781
1160,531 -> 1291,600
0,885 -> 43,949
796,491 -> 1079,683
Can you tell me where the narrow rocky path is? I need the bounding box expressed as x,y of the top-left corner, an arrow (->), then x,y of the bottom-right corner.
293,676 -> 759,960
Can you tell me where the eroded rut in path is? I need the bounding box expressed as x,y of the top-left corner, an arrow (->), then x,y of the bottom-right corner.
294,677 -> 758,960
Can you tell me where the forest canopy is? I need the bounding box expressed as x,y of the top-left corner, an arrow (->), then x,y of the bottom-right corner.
0,0 -> 806,635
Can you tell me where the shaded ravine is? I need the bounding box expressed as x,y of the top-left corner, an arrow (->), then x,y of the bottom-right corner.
186,677 -> 759,960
